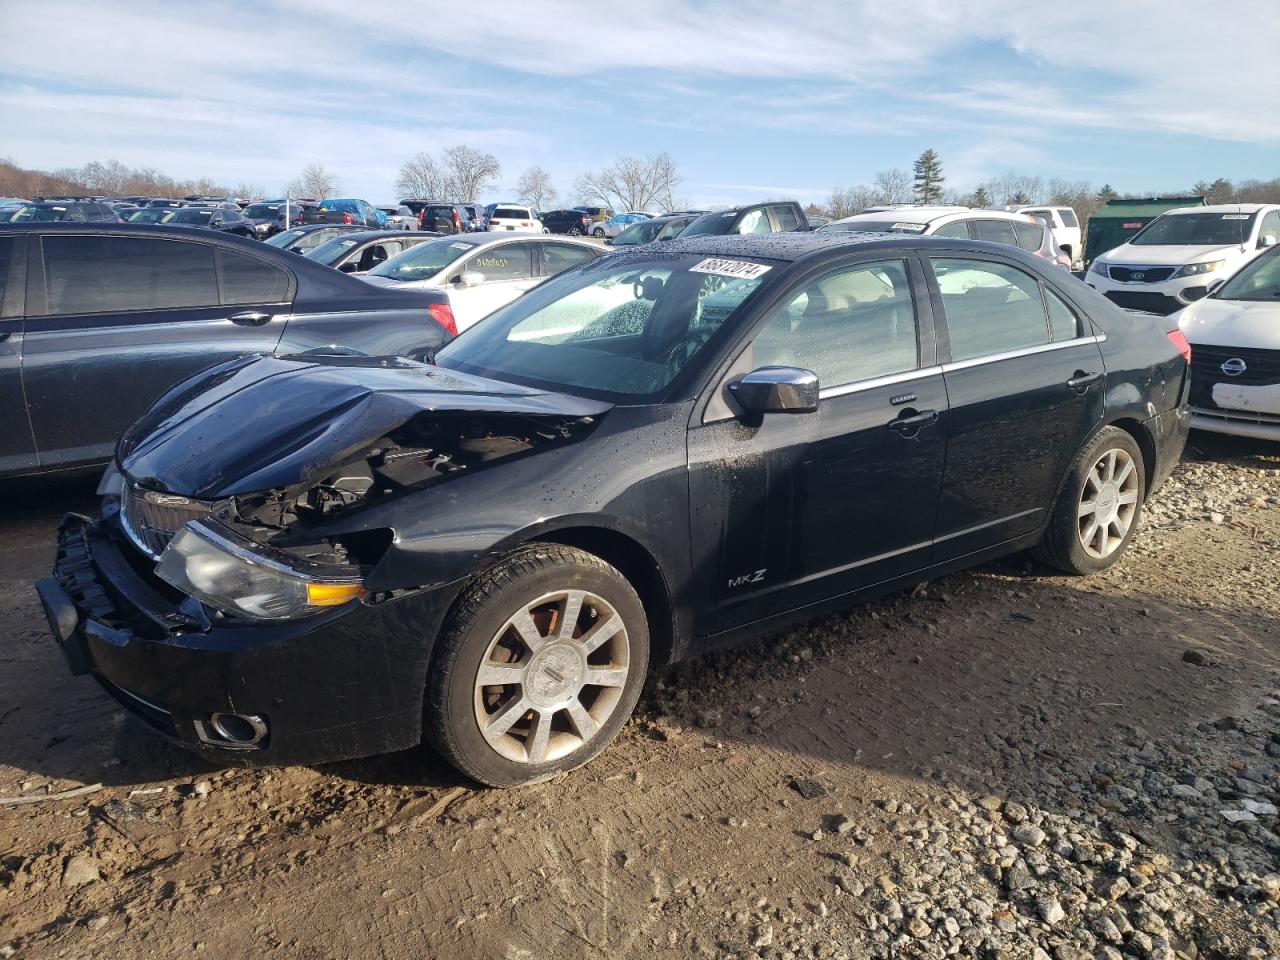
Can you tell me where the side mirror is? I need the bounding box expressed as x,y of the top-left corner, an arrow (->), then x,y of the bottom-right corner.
453,271 -> 484,288
338,262 -> 357,273
729,366 -> 819,416
1259,235 -> 1278,248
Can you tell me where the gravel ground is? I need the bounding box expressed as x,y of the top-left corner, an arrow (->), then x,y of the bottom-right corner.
1,433 -> 1278,960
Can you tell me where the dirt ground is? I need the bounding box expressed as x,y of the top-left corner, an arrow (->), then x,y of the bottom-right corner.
1,434 -> 1278,960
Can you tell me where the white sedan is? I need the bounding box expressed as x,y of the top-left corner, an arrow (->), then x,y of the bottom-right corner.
359,234 -> 601,332
1176,246 -> 1280,441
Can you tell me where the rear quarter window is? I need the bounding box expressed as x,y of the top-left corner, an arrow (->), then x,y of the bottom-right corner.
220,249 -> 291,304
1013,222 -> 1045,252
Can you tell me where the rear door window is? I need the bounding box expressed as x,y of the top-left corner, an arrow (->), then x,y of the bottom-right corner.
973,219 -> 1019,246
1059,208 -> 1079,228
543,243 -> 598,275
42,235 -> 219,314
931,258 -> 1050,362
465,242 -> 534,281
220,249 -> 291,304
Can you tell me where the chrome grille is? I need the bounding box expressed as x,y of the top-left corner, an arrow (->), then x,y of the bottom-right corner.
120,483 -> 212,559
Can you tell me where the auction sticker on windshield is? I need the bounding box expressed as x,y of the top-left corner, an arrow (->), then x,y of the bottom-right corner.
689,258 -> 772,280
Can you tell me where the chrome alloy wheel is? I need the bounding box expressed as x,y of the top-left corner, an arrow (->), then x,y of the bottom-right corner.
1077,448 -> 1139,559
473,590 -> 630,764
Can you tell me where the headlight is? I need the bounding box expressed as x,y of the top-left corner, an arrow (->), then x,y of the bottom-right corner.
156,523 -> 364,621
1175,259 -> 1225,278
1089,259 -> 1109,276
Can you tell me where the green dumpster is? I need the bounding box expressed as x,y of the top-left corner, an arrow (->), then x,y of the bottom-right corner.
1084,196 -> 1206,267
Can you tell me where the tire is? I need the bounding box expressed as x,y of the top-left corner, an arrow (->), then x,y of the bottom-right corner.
568,227 -> 582,236
425,544 -> 649,787
1033,426 -> 1145,575
592,227 -> 605,238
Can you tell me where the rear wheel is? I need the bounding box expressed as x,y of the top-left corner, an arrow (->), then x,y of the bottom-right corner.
425,545 -> 648,787
592,227 -> 605,239
1033,426 -> 1144,575
568,226 -> 582,236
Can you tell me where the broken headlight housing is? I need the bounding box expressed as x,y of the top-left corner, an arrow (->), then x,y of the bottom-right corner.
156,522 -> 365,621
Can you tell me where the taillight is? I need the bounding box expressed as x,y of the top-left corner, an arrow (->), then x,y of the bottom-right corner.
521,221 -> 530,227
1167,329 -> 1192,363
453,211 -> 461,231
428,303 -> 458,336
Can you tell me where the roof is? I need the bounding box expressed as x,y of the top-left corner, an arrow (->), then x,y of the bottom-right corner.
1091,197 -> 1206,219
646,231 -> 921,262
1166,203 -> 1275,215
831,207 -> 1031,227
317,229 -> 442,243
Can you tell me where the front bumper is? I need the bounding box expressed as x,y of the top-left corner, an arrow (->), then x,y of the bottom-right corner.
1189,406 -> 1280,441
38,515 -> 460,766
1085,272 -> 1220,315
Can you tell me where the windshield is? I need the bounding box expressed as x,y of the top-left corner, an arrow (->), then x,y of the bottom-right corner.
435,253 -> 774,401
244,204 -> 284,218
126,209 -> 169,223
819,219 -> 928,234
368,236 -> 475,281
1216,250 -> 1280,301
612,220 -> 666,246
675,212 -> 739,237
305,236 -> 361,265
264,227 -> 305,247
1132,212 -> 1258,246
163,209 -> 213,224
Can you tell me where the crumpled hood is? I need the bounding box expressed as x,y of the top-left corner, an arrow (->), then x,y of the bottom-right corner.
118,355 -> 612,499
1177,298 -> 1280,351
1103,243 -> 1243,267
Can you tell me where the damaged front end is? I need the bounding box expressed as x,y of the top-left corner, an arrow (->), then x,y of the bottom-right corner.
109,354 -> 611,619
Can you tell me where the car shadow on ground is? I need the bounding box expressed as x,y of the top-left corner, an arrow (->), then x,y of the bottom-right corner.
1,439 -> 1275,800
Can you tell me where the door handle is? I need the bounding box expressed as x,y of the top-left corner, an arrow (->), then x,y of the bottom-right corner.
229,311 -> 273,326
887,409 -> 938,437
1067,370 -> 1103,392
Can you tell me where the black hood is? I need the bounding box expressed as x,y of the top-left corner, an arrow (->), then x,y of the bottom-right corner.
118,355 -> 612,499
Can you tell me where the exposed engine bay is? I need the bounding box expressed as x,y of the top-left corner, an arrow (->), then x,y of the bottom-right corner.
207,411 -> 598,566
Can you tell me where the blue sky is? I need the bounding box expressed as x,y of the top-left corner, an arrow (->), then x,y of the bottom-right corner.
1,0 -> 1277,207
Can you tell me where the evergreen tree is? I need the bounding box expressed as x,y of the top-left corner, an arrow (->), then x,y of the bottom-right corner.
971,185 -> 992,208
1095,183 -> 1117,203
912,149 -> 945,204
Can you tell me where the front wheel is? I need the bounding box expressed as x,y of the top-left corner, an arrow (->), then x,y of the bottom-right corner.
1033,426 -> 1145,575
425,545 -> 649,787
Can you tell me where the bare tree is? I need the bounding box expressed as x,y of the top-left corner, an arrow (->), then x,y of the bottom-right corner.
394,152 -> 450,200
824,183 -> 878,219
285,163 -> 339,200
516,165 -> 557,211
443,145 -> 501,202
575,152 -> 683,213
872,169 -> 912,205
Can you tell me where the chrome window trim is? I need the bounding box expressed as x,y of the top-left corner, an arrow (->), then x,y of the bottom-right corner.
819,365 -> 943,400
941,334 -> 1106,373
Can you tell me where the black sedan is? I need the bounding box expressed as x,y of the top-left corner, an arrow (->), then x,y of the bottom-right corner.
262,223 -> 367,254
1,223 -> 458,480
159,205 -> 256,237
39,233 -> 1189,787
540,209 -> 592,235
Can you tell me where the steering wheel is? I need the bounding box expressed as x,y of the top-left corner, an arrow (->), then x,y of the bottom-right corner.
659,324 -> 716,374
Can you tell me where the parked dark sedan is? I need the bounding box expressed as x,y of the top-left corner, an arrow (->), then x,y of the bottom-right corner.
243,200 -> 305,237
37,233 -> 1189,788
0,223 -> 457,480
8,201 -> 120,223
262,223 -> 367,254
302,229 -> 441,273
160,205 -> 256,237
609,213 -> 697,246
540,209 -> 592,235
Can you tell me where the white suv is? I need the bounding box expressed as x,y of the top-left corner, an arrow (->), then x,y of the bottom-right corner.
1086,204 -> 1280,315
1011,206 -> 1082,269
487,205 -> 545,233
